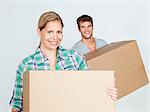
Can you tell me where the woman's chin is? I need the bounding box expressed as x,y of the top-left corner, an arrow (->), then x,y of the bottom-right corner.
49,46 -> 59,50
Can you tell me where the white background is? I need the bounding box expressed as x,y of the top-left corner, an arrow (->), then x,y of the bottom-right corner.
0,0 -> 150,112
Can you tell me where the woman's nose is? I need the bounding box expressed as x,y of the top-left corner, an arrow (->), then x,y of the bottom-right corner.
50,33 -> 57,39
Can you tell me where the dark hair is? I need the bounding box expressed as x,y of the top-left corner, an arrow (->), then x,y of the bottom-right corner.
38,11 -> 64,31
77,15 -> 93,29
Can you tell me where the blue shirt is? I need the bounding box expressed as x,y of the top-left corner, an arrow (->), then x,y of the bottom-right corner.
72,38 -> 107,55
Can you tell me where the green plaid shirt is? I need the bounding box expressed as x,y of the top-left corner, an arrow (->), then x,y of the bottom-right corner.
10,46 -> 88,111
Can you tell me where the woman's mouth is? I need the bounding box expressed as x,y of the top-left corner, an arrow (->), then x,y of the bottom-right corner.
48,40 -> 59,46
50,41 -> 58,46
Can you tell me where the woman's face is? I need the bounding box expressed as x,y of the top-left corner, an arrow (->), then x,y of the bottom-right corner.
38,20 -> 63,51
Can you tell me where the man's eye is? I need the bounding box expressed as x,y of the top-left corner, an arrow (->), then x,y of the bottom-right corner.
88,25 -> 92,28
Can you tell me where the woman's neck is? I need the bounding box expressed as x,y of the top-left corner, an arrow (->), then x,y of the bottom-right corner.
41,46 -> 57,70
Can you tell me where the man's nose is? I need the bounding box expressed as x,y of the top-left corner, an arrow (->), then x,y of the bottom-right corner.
85,27 -> 89,31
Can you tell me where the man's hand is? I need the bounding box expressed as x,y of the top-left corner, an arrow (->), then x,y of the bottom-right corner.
106,87 -> 118,101
11,108 -> 18,112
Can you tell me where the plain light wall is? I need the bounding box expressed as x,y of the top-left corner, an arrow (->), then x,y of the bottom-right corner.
0,0 -> 149,112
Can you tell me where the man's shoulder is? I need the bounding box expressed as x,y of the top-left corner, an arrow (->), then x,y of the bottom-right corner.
94,38 -> 107,43
94,38 -> 107,47
72,40 -> 83,49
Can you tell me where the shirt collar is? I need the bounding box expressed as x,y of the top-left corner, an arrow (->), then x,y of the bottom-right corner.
34,46 -> 69,65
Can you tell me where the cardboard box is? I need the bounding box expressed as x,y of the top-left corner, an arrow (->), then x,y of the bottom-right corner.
23,71 -> 115,112
85,40 -> 149,99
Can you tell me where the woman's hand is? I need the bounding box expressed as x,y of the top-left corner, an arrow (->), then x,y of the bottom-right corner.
106,87 -> 118,101
11,108 -> 18,112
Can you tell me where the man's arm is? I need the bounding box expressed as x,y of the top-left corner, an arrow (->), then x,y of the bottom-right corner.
107,87 -> 118,101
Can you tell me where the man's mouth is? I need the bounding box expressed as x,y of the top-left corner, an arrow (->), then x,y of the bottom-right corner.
85,31 -> 90,35
84,32 -> 91,38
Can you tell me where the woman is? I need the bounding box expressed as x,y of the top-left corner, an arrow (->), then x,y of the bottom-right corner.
10,11 -> 117,112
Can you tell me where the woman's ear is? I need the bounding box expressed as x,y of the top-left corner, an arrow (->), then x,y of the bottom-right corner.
37,27 -> 42,37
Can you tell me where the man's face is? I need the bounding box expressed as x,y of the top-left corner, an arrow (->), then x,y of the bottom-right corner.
79,21 -> 93,39
39,20 -> 63,50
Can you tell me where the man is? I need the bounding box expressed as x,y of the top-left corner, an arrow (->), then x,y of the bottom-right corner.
72,15 -> 107,55
72,14 -> 117,100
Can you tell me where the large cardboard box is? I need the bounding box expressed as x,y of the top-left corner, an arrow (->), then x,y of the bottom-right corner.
23,71 -> 115,112
85,40 -> 149,99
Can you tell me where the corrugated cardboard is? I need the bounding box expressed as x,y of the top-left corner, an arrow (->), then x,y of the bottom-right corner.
85,40 -> 149,99
23,71 -> 115,112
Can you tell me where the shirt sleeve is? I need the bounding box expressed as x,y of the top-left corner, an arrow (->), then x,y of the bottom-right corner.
74,51 -> 88,70
10,63 -> 25,111
79,58 -> 88,70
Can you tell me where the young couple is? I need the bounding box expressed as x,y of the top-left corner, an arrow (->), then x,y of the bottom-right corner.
10,11 -> 117,112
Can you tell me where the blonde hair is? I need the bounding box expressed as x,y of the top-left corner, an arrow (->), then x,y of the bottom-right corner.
38,11 -> 64,31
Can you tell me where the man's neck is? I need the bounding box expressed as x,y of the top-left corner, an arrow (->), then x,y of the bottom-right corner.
81,37 -> 94,46
81,37 -> 96,51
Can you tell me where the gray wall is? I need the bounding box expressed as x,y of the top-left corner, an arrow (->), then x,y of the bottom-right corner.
0,0 -> 149,111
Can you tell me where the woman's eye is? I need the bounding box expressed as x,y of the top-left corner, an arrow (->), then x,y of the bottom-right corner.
58,31 -> 62,33
48,31 -> 52,34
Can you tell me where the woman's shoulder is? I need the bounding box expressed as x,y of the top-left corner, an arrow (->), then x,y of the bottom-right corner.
59,46 -> 85,59
17,53 -> 36,71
